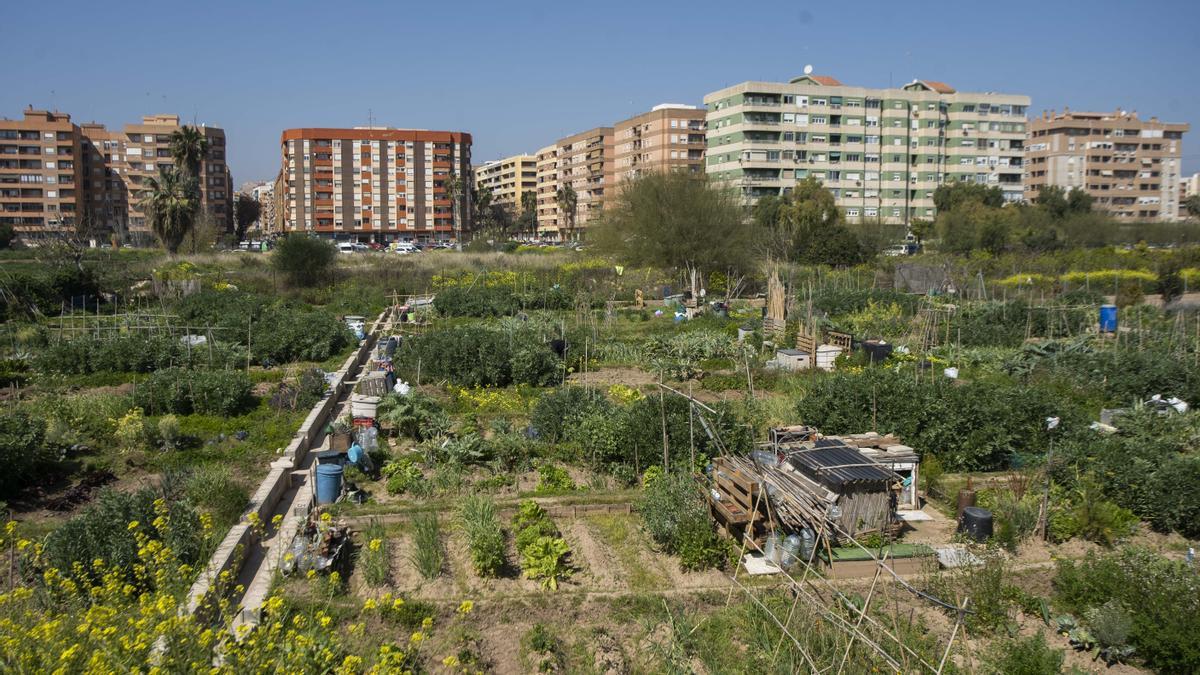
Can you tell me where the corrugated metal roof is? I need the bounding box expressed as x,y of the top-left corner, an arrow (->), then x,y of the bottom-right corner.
785,438 -> 898,490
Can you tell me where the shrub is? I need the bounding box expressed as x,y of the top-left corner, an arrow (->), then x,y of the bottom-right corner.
43,487 -> 205,587
639,472 -> 725,570
400,326 -> 560,387
378,393 -> 450,441
530,386 -> 612,443
1054,547 -> 1200,673
0,409 -> 52,499
986,633 -> 1064,675
433,285 -> 519,317
134,368 -> 254,416
33,334 -> 244,375
271,235 -> 336,287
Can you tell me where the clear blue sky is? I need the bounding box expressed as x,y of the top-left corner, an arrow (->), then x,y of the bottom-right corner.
4,0 -> 1198,183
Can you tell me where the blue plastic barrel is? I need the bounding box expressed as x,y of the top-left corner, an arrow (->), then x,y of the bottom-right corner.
1099,304 -> 1118,333
315,463 -> 344,504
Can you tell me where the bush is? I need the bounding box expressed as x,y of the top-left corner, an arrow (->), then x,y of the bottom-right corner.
378,393 -> 450,441
43,487 -> 206,587
0,409 -> 52,500
399,326 -> 560,387
530,387 -> 612,443
535,464 -> 576,493
33,334 -> 244,375
271,235 -> 336,287
134,368 -> 254,416
639,472 -> 725,570
433,285 -> 520,318
986,633 -> 1064,675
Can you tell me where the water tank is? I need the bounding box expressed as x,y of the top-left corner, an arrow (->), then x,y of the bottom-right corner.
815,345 -> 843,371
861,339 -> 893,364
1099,304 -> 1118,333
957,506 -> 993,542
315,463 -> 344,505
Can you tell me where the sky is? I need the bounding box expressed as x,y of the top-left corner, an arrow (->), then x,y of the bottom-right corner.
4,0 -> 1198,183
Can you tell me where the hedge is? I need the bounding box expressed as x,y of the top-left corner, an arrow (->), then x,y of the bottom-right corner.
398,326 -> 559,387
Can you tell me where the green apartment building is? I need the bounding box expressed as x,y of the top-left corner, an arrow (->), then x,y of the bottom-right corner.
704,75 -> 1030,224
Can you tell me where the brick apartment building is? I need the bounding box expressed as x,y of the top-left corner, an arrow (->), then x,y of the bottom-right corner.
277,127 -> 472,242
1025,109 -> 1188,221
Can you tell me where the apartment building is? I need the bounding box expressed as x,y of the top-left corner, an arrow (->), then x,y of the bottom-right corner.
554,126 -> 613,238
613,104 -> 706,184
472,154 -> 537,215
1025,110 -> 1189,221
534,144 -> 560,236
278,127 -> 472,242
247,181 -> 275,233
704,75 -> 1030,224
0,108 -> 85,236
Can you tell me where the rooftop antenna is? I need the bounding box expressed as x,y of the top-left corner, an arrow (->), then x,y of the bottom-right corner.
368,108 -> 375,129
803,64 -> 813,75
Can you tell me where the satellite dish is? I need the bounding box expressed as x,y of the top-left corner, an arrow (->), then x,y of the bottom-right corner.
803,64 -> 814,75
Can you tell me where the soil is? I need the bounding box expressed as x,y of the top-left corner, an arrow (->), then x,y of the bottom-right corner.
567,366 -> 657,389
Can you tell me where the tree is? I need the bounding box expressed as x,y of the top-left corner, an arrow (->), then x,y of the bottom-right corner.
520,190 -> 538,239
1157,260 -> 1185,304
234,194 -> 261,242
168,125 -> 209,179
0,222 -> 14,249
271,234 -> 336,287
446,172 -> 465,247
757,177 -> 868,265
1184,195 -> 1200,219
556,184 -> 578,241
909,219 -> 933,248
590,172 -> 752,273
473,185 -> 495,232
933,182 -> 1004,213
141,168 -> 199,255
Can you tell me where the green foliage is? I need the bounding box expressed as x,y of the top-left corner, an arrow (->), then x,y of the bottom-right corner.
795,369 -> 1062,471
1054,547 -> 1200,672
133,368 -> 253,416
510,499 -> 570,590
985,633 -> 1065,675
458,495 -> 505,578
529,386 -> 612,443
377,393 -> 450,441
638,472 -> 725,571
0,409 -> 53,500
0,222 -> 14,249
591,172 -> 754,273
270,234 -> 336,287
535,464 -> 576,493
33,334 -> 243,375
357,519 -> 390,587
175,290 -> 353,364
184,465 -> 249,530
408,513 -> 443,579
919,454 -> 944,497
978,487 -> 1040,551
757,177 -> 869,265
381,456 -> 426,495
399,325 -> 560,387
520,536 -> 570,590
43,487 -> 205,587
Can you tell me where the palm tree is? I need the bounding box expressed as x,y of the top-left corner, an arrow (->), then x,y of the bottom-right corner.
141,168 -> 198,254
556,184 -> 577,242
520,190 -> 538,239
446,172 -> 465,248
169,125 -> 209,179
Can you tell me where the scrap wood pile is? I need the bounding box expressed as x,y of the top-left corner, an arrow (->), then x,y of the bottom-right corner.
708,426 -> 902,544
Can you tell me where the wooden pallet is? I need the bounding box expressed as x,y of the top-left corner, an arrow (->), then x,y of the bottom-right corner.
707,458 -> 770,532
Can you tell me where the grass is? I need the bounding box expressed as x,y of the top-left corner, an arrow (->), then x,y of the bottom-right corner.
409,513 -> 444,579
587,514 -> 667,592
458,495 -> 506,578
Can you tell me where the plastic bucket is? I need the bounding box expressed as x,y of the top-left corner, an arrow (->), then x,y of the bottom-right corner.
315,463 -> 344,504
1099,304 -> 1118,333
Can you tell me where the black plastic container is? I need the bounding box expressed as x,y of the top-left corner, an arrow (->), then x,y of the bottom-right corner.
957,506 -> 993,542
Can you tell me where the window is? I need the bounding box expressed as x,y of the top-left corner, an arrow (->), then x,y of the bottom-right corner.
846,208 -> 859,217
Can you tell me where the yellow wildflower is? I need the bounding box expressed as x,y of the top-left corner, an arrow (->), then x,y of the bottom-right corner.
369,538 -> 383,552
457,600 -> 474,615
443,655 -> 460,667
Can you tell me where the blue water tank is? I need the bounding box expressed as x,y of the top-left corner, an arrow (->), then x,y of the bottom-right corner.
315,463 -> 344,504
1099,304 -> 1118,333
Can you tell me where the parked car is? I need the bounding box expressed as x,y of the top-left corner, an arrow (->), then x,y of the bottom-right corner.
394,242 -> 419,255
337,242 -> 356,254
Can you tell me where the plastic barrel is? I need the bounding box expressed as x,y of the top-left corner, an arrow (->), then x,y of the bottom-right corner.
1099,304 -> 1118,333
862,340 -> 894,364
315,463 -> 344,505
957,506 -> 993,542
